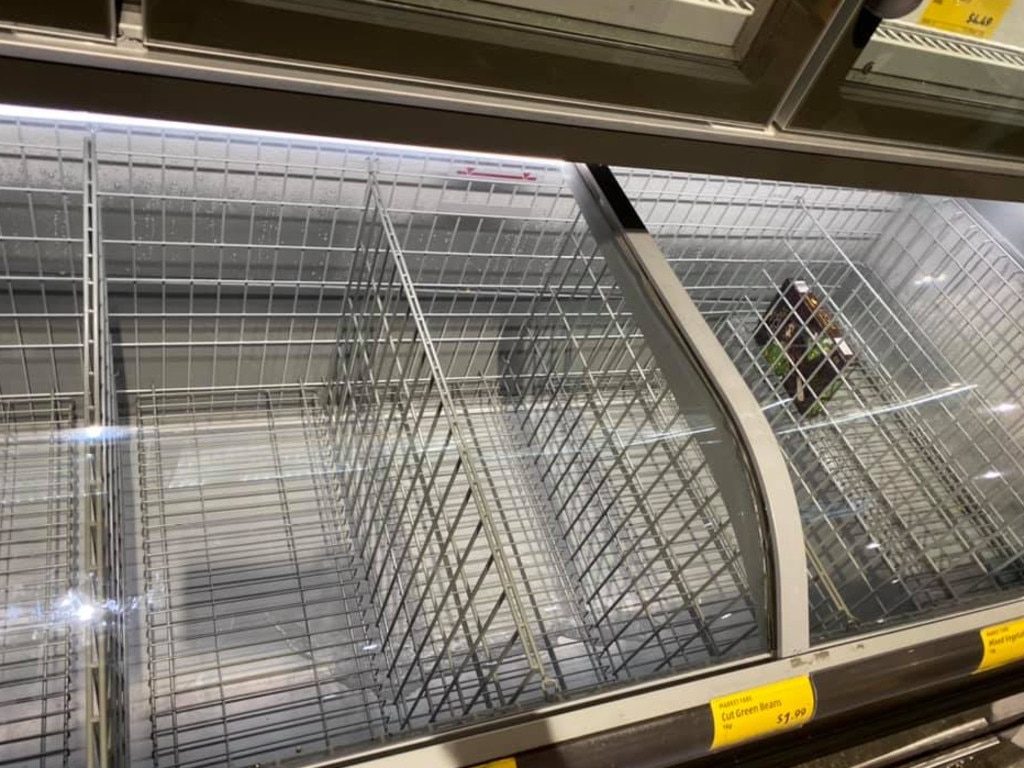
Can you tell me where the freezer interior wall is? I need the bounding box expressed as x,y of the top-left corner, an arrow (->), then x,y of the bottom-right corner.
616,167 -> 1024,641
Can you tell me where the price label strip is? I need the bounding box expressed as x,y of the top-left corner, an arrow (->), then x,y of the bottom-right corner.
919,0 -> 1014,39
977,617 -> 1024,672
710,676 -> 816,749
470,759 -> 516,768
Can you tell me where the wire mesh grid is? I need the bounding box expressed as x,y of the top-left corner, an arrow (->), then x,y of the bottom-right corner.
618,168 -> 1024,639
319,165 -> 763,736
0,397 -> 80,768
0,119 -> 88,768
133,388 -> 385,768
76,127 -> 768,768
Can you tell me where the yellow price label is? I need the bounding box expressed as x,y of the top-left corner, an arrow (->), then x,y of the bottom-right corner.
978,618 -> 1024,672
920,0 -> 1014,38
470,760 -> 516,768
710,676 -> 816,749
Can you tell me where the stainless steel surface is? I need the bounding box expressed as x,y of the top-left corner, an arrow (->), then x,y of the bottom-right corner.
619,167 -> 1024,639
566,163 -> 809,655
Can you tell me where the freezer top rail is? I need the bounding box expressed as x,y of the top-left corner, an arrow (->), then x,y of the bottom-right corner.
0,109 -> 1022,768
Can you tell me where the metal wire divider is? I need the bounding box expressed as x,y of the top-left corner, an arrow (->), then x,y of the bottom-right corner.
82,135 -> 130,768
0,397 -> 79,767
320,165 -> 764,742
323,173 -> 557,737
0,119 -> 87,768
655,192 -> 1024,639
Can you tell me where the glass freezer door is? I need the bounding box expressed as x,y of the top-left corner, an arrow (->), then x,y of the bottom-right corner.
783,0 -> 1024,159
141,0 -> 836,125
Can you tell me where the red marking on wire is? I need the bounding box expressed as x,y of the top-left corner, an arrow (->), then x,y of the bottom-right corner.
457,166 -> 537,182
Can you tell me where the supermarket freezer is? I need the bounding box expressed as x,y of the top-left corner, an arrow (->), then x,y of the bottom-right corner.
1,112 -> 1024,768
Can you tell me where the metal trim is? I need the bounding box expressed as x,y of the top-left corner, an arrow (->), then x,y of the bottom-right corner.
565,162 -> 809,658
778,0 -> 1024,160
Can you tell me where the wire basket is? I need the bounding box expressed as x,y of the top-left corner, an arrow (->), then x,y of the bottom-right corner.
0,397 -> 81,767
619,168 -> 1024,639
79,128 -> 768,768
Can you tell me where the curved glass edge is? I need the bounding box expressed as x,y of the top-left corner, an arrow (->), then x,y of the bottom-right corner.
566,163 -> 808,656
614,164 -> 1024,645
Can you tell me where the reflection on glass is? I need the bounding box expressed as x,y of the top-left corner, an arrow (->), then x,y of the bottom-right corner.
619,166 -> 1024,642
848,0 -> 1024,109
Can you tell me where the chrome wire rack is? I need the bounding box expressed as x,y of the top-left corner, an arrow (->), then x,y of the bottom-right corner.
619,168 -> 1024,639
133,388 -> 384,768
6,112 -> 1024,768
0,397 -> 79,768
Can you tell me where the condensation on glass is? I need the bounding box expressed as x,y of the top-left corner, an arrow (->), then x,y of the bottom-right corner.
0,117 -> 771,768
617,166 -> 1024,642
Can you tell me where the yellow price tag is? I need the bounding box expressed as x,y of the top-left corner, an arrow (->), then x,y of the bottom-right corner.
920,0 -> 1014,38
470,760 -> 516,768
978,618 -> 1024,672
710,676 -> 816,749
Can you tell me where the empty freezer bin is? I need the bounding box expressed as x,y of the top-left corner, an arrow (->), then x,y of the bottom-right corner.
3,109 -> 1024,768
618,168 -> 1024,640
1,115 -> 788,768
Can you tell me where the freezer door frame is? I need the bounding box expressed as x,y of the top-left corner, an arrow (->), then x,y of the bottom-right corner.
776,0 -> 1024,161
138,0 -> 833,127
3,33 -> 1024,201
565,162 -> 810,659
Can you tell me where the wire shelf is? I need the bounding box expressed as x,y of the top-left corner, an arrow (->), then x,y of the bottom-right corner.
620,172 -> 1024,639
0,396 -> 80,768
319,168 -> 762,739
6,115 -> 1023,767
